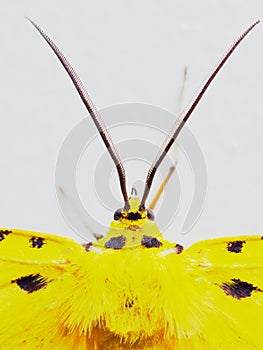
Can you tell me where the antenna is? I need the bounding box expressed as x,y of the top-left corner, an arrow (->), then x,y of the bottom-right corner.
140,20 -> 260,209
27,18 -> 130,209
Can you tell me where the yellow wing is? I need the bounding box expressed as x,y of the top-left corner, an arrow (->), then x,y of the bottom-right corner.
169,234 -> 263,349
1,228 -> 263,349
0,228 -> 91,350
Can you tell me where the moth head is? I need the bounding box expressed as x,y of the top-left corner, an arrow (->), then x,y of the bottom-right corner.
113,188 -> 155,224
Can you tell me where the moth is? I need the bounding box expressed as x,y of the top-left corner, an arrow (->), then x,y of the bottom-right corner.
0,19 -> 261,349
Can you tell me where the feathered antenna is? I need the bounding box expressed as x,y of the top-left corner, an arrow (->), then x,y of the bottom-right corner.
140,20 -> 260,210
26,17 -> 130,210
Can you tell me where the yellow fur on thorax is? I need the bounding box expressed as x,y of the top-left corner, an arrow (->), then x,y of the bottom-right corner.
73,196 -> 181,347
60,237 -> 263,349
63,246 -> 184,348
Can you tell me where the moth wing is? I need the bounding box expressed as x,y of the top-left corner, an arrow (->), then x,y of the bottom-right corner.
176,235 -> 263,349
0,228 -> 90,349
186,234 -> 263,266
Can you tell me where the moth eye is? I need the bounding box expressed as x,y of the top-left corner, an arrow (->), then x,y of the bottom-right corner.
147,209 -> 154,221
113,208 -> 123,221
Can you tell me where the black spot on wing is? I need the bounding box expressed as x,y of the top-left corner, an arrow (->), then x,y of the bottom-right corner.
141,235 -> 162,248
0,229 -> 12,241
227,240 -> 246,253
105,236 -> 126,249
220,278 -> 262,299
12,274 -> 49,293
30,236 -> 45,248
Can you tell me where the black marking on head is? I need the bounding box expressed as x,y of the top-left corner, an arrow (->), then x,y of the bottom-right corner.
12,274 -> 49,293
30,236 -> 45,249
175,244 -> 184,254
147,209 -> 154,221
105,236 -> 126,249
113,208 -> 123,221
126,212 -> 142,221
141,235 -> 162,248
83,242 -> 93,252
220,278 -> 262,299
227,240 -> 246,253
0,229 -> 12,241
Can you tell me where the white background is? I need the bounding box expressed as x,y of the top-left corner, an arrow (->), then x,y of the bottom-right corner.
0,1 -> 262,247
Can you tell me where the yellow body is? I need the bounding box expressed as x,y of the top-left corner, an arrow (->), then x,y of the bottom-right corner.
0,198 -> 263,349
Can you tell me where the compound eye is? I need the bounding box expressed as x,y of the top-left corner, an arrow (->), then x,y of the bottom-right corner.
113,208 -> 123,221
147,209 -> 154,220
